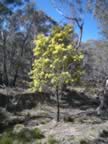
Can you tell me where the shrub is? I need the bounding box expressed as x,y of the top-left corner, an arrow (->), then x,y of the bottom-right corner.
0,133 -> 13,144
33,128 -> 44,139
47,135 -> 59,144
80,139 -> 88,144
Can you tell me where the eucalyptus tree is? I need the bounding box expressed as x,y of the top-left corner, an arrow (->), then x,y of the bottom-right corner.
83,40 -> 108,84
87,0 -> 108,39
0,1 -> 57,86
51,0 -> 86,48
10,3 -> 57,86
0,0 -> 27,14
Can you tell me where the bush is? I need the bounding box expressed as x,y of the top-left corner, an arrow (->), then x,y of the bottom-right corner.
0,127 -> 44,144
16,128 -> 32,142
33,128 -> 45,139
80,139 -> 88,144
0,133 -> 13,144
64,116 -> 74,122
47,135 -> 59,144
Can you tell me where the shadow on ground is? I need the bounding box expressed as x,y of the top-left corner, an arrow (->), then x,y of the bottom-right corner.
61,89 -> 99,110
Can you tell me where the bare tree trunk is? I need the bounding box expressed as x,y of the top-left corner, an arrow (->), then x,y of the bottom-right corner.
96,90 -> 105,115
2,32 -> 8,86
56,86 -> 60,122
3,57 -> 8,86
12,19 -> 34,87
96,86 -> 108,115
11,66 -> 19,86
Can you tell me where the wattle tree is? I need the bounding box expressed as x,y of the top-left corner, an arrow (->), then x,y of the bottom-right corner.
30,25 -> 84,121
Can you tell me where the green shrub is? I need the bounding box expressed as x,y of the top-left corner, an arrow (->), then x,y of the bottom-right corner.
16,128 -> 32,142
0,134 -> 13,144
80,139 -> 88,144
0,127 -> 44,144
33,128 -> 44,139
47,136 -> 59,144
64,116 -> 74,122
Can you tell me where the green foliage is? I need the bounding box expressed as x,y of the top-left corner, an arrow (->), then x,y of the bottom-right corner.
0,127 -> 44,144
16,127 -> 44,142
0,130 -> 14,144
16,128 -> 32,142
80,139 -> 88,144
33,127 -> 44,139
47,135 -> 59,144
0,134 -> 13,144
30,25 -> 84,92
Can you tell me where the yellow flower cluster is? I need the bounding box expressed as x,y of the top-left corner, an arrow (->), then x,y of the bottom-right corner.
30,25 -> 84,92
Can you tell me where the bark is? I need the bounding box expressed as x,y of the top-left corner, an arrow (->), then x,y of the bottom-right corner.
51,0 -> 84,49
96,87 -> 108,115
12,18 -> 34,86
2,32 -> 8,86
11,66 -> 19,86
56,86 -> 60,122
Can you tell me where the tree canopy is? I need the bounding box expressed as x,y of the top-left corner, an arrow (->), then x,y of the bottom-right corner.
0,1 -> 57,86
30,25 -> 84,92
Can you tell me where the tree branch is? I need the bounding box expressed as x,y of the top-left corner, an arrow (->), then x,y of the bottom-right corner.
51,0 -> 84,49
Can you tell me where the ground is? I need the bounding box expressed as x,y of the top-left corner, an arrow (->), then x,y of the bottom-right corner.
1,104 -> 108,144
0,87 -> 108,144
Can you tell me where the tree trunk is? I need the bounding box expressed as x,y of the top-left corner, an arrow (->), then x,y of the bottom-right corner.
3,58 -> 8,86
12,19 -> 34,86
11,67 -> 19,86
2,33 -> 8,86
96,88 -> 108,115
56,86 -> 60,122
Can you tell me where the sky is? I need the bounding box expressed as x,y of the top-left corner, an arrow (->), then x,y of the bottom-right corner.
36,0 -> 99,42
